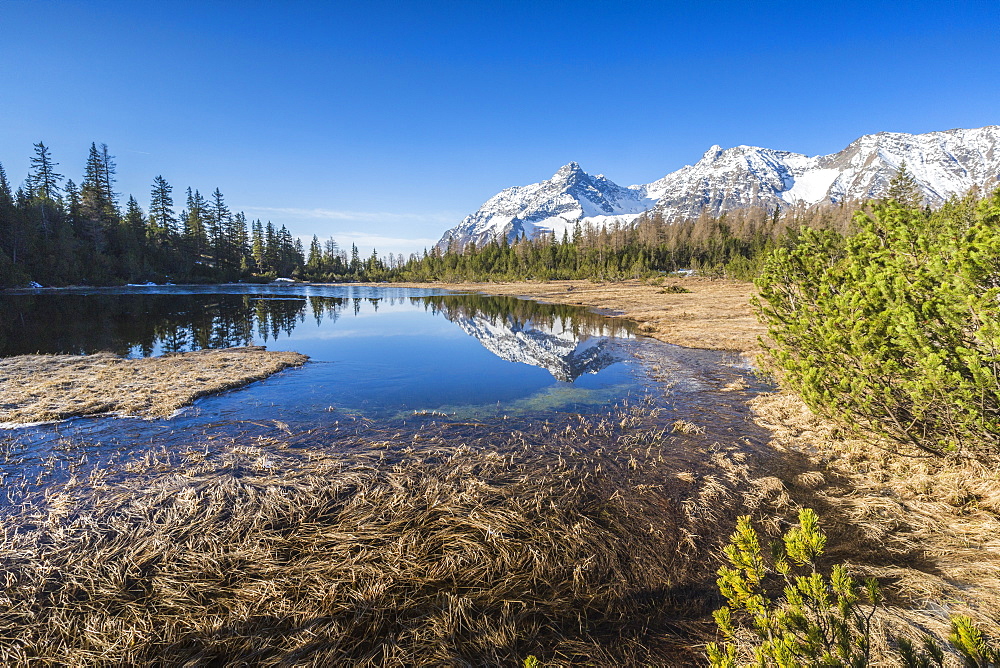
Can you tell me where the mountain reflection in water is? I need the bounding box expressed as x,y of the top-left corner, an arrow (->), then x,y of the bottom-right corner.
448,313 -> 622,382
0,288 -> 632,383
0,286 -> 772,510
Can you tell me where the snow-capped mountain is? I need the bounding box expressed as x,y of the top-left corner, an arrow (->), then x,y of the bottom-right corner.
452,313 -> 625,382
437,125 -> 1000,248
437,162 -> 657,251
650,125 -> 1000,221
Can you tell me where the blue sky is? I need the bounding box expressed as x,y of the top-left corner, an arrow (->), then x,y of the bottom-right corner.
1,0 -> 998,255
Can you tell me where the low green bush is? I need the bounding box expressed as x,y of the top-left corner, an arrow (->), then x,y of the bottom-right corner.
754,185 -> 1000,455
708,509 -> 1000,667
707,508 -> 882,666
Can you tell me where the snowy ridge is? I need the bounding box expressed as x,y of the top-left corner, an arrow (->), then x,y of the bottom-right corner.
437,125 -> 1000,248
437,162 -> 656,251
453,314 -> 623,382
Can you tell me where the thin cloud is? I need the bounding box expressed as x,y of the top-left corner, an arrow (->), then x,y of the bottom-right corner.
296,232 -> 438,249
244,207 -> 459,225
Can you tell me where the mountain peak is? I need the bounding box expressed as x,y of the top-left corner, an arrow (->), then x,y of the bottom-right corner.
700,145 -> 724,162
436,125 -> 1000,251
554,161 -> 583,177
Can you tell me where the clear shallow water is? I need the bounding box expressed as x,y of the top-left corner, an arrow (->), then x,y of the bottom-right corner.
0,284 -> 773,506
0,284 -> 643,424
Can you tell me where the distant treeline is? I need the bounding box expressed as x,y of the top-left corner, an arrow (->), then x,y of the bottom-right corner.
377,168 -> 957,283
0,142 -> 306,287
0,142 -> 948,288
379,201 -> 862,283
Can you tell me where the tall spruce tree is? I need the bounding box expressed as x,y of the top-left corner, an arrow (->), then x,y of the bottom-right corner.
251,219 -> 266,273
99,143 -> 119,213
209,187 -> 230,269
79,142 -> 117,255
885,161 -> 922,208
26,142 -> 64,239
184,188 -> 208,262
28,142 -> 62,201
231,211 -> 249,271
264,221 -> 278,271
149,176 -> 177,237
0,162 -> 25,284
124,196 -> 146,239
350,243 -> 360,274
307,235 -> 322,274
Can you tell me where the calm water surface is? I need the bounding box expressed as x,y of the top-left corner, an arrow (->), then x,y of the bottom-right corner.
1,284 -> 644,422
0,284 -> 767,502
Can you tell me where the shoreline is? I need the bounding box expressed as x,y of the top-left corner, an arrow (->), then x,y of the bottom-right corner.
392,278 -> 1000,642
4,280 -> 999,659
0,346 -> 307,424
363,277 -> 765,353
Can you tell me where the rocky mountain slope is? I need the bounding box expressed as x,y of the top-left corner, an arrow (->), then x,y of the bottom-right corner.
437,162 -> 655,251
437,125 -> 1000,249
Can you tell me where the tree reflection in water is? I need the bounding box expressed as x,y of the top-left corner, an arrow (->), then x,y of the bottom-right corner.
0,290 -> 635,381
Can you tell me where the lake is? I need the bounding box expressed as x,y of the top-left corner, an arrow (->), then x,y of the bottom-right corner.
0,284 -> 764,503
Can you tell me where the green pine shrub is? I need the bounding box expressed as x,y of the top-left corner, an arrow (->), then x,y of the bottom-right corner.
706,508 -> 882,666
754,186 -> 1000,456
708,509 -> 1000,667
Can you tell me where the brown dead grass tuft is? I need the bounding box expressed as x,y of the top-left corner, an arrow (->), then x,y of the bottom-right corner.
0,410 -> 781,665
0,347 -> 307,424
749,390 -> 1000,641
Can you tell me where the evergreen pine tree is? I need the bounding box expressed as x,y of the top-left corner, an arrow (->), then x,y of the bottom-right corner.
79,142 -> 116,258
28,142 -> 63,201
124,196 -> 146,238
293,237 -> 305,273
118,195 -> 146,279
233,211 -> 250,271
149,176 -> 177,237
99,143 -> 119,213
27,142 -> 64,239
264,221 -> 278,271
350,243 -> 360,274
0,162 -> 25,284
184,188 -> 209,262
251,219 -> 266,273
323,238 -> 341,274
885,161 -> 922,208
209,187 -> 230,269
307,235 -> 322,275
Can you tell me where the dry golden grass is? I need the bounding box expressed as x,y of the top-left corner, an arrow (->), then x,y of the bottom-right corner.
386,278 -> 763,353
8,281 -> 994,661
0,347 -> 307,424
749,390 -> 1000,642
0,408 -> 786,665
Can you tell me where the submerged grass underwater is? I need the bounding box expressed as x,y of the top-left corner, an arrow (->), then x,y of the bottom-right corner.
6,397 -> 988,665
5,282 -> 1000,664
0,405 -> 775,665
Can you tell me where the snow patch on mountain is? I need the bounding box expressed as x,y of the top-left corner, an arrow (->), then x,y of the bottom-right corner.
437,125 -> 1000,249
781,167 -> 840,204
437,162 -> 656,250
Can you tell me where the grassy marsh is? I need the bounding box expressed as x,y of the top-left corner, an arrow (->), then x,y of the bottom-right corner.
0,346 -> 307,424
382,278 -> 763,353
0,407 -> 773,665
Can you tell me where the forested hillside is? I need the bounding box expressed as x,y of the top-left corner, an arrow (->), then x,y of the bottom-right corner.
389,199 -> 861,283
0,142 -> 304,287
388,167 -> 973,283
3,144 -> 986,290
